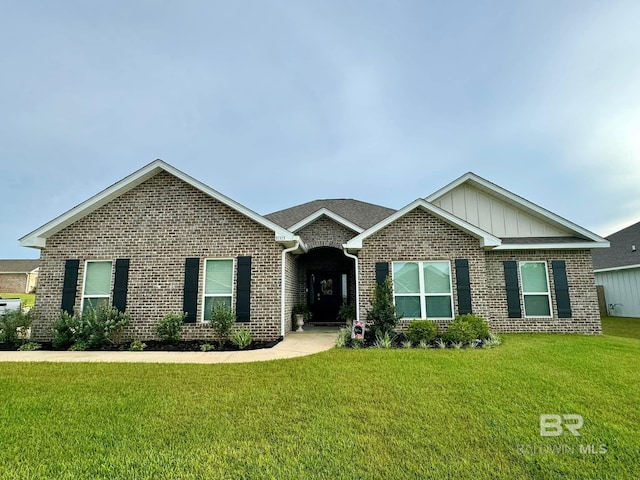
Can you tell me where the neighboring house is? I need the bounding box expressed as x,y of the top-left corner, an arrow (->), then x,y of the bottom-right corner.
0,259 -> 39,293
593,221 -> 640,317
20,160 -> 608,342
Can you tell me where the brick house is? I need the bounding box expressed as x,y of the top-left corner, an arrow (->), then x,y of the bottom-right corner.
20,160 -> 608,341
0,259 -> 39,293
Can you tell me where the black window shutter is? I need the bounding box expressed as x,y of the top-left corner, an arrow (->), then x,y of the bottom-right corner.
503,261 -> 522,318
236,256 -> 252,322
552,260 -> 572,318
375,262 -> 389,286
112,259 -> 130,312
183,258 -> 200,323
61,259 -> 80,314
455,259 -> 472,314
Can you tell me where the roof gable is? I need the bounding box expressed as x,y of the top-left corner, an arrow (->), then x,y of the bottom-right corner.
288,208 -> 364,234
427,172 -> 608,249
265,199 -> 395,231
344,198 -> 502,251
20,160 -> 298,249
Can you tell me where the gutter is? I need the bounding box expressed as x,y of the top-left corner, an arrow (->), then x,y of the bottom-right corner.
280,239 -> 301,337
342,248 -> 360,322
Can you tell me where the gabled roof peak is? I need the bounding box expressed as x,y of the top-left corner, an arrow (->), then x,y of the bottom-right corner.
20,159 -> 298,249
427,171 -> 607,246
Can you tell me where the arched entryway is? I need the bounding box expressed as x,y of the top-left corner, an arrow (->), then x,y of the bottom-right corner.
297,247 -> 355,325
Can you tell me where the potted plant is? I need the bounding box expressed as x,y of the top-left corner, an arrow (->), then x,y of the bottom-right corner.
338,303 -> 356,326
291,304 -> 311,332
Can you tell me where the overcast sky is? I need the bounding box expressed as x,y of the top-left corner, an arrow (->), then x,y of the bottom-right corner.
2,1 -> 640,259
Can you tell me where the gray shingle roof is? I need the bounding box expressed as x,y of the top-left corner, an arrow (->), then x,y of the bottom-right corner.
0,259 -> 40,273
265,199 -> 396,230
592,221 -> 640,270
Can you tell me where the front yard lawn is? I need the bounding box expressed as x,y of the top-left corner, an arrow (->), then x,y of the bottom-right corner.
601,315 -> 640,339
0,333 -> 638,479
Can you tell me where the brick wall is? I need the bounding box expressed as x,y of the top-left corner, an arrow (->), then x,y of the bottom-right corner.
357,208 -> 601,334
0,274 -> 28,294
296,216 -> 357,250
33,171 -> 285,342
485,250 -> 601,334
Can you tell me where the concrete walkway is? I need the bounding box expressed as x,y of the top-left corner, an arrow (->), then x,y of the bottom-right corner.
0,328 -> 338,364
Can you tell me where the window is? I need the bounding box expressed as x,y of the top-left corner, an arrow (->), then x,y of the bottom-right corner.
203,259 -> 233,321
392,261 -> 453,319
82,261 -> 113,312
519,261 -> 552,317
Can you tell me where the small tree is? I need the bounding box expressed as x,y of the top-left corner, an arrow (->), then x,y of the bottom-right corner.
209,302 -> 236,347
366,277 -> 400,336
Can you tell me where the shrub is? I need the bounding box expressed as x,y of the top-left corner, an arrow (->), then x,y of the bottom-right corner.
200,343 -> 214,352
443,314 -> 491,345
70,341 -> 89,352
18,342 -> 41,351
51,311 -> 76,349
0,309 -> 33,347
366,277 -> 400,336
156,313 -> 185,344
418,340 -> 430,349
406,319 -> 437,344
402,340 -> 412,349
51,305 -> 130,350
335,327 -> 351,348
338,304 -> 355,323
443,319 -> 475,344
455,314 -> 490,339
129,340 -> 146,351
231,328 -> 252,350
374,331 -> 394,349
469,339 -> 482,349
209,303 -> 236,347
483,333 -> 502,348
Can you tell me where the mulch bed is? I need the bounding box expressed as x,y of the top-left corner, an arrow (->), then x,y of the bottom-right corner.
0,338 -> 283,352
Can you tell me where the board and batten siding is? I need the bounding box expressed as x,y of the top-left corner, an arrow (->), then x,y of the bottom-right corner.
432,185 -> 569,238
595,267 -> 640,317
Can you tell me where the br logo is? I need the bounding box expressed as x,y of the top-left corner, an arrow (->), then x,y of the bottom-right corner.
540,414 -> 584,437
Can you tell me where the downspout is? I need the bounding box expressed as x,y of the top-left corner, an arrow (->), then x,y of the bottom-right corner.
342,248 -> 360,322
281,239 -> 300,337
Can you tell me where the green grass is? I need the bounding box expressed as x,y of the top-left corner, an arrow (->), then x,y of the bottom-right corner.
602,316 -> 640,339
0,293 -> 35,309
0,334 -> 638,479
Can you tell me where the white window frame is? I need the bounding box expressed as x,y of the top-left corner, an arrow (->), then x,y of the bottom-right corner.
392,260 -> 454,320
81,260 -> 113,312
519,261 -> 553,318
202,258 -> 235,322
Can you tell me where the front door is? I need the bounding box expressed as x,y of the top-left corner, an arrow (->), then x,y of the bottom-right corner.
308,271 -> 343,323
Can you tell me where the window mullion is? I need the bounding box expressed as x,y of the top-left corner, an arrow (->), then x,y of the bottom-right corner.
418,261 -> 427,318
